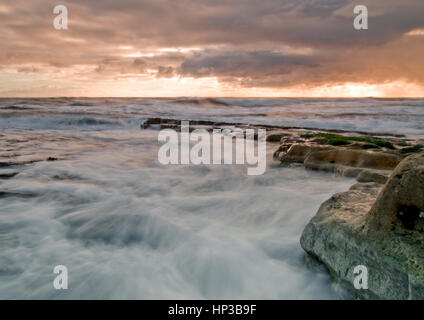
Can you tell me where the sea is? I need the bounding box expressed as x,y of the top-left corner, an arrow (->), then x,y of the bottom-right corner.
0,97 -> 423,299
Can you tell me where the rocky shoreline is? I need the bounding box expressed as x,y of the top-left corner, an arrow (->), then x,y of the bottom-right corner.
142,117 -> 424,300
2,117 -> 422,299
270,126 -> 424,299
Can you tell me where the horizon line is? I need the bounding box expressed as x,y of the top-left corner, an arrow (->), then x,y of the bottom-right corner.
1,96 -> 424,99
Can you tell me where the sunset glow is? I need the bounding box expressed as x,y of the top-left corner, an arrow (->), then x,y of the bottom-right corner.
1,0 -> 424,97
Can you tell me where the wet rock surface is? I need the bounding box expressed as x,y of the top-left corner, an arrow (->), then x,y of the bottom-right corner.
300,154 -> 424,299
274,131 -> 420,184
268,130 -> 424,299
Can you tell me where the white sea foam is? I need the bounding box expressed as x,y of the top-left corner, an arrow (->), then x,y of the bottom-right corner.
0,129 -> 353,299
0,97 -> 422,299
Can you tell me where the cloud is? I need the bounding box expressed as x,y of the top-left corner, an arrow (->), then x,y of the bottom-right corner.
180,50 -> 320,78
0,0 -> 423,96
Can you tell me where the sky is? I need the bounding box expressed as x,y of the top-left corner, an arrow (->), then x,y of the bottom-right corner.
0,0 -> 424,97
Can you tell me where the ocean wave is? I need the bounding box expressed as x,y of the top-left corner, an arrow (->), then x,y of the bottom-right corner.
0,105 -> 33,110
0,116 -> 144,130
169,98 -> 235,107
1,97 -> 423,137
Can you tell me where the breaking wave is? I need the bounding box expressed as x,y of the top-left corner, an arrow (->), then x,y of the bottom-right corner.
0,116 -> 145,130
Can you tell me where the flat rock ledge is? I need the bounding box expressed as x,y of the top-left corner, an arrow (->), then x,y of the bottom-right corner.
275,136 -> 415,184
300,154 -> 424,299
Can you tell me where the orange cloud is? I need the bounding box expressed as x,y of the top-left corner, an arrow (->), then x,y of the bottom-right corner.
1,0 -> 424,97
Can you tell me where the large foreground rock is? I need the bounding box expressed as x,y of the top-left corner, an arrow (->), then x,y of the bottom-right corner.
300,153 -> 424,299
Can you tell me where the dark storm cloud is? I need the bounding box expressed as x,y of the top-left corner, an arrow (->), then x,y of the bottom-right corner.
180,50 -> 320,77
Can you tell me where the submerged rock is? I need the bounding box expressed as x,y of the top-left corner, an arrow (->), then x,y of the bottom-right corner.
357,169 -> 389,184
300,153 -> 424,299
